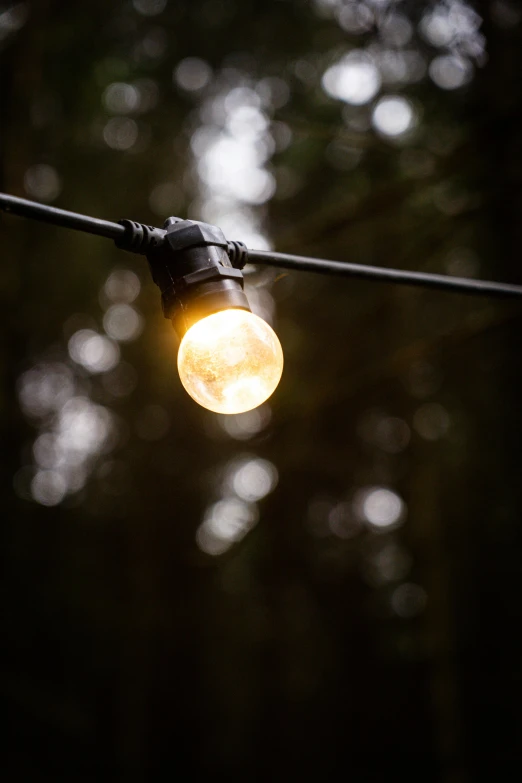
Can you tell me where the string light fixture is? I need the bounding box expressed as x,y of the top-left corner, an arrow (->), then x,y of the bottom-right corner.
1,192 -> 521,414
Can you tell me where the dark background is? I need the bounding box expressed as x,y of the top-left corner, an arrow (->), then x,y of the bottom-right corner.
1,0 -> 521,780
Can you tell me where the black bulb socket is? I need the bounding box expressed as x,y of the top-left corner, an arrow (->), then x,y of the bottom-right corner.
146,218 -> 251,340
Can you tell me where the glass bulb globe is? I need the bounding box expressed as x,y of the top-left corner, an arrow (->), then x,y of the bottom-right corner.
177,309 -> 284,414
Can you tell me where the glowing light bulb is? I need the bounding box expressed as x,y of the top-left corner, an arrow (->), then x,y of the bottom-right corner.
177,309 -> 283,414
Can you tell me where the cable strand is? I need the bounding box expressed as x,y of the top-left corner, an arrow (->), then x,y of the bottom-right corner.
1,192 -> 521,299
245,249 -> 522,300
0,192 -> 125,241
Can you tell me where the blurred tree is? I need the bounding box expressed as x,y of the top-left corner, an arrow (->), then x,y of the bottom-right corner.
1,0 -> 521,780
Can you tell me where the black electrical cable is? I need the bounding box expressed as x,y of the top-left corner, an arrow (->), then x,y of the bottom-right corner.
0,192 -> 125,241
246,249 -> 522,300
1,191 -> 522,300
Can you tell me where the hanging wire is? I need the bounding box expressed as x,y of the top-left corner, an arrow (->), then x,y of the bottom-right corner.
245,249 -> 522,300
0,192 -> 125,240
1,192 -> 522,299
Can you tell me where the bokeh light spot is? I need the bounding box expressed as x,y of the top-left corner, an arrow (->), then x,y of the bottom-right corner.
103,269 -> 141,303
372,95 -> 416,137
103,82 -> 140,113
322,53 -> 381,105
429,55 -> 473,90
31,470 -> 67,506
24,164 -> 61,202
103,304 -> 143,342
196,498 -> 259,555
103,117 -> 139,150
355,486 -> 405,530
18,363 -> 75,418
225,456 -> 278,502
68,329 -> 120,374
174,57 -> 212,92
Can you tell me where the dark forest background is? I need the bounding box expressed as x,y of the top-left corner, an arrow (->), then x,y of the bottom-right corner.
1,0 -> 522,780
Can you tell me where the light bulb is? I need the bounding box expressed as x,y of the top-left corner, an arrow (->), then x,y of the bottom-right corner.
177,309 -> 284,414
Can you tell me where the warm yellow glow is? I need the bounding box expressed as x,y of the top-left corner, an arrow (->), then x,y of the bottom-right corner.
177,309 -> 284,414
